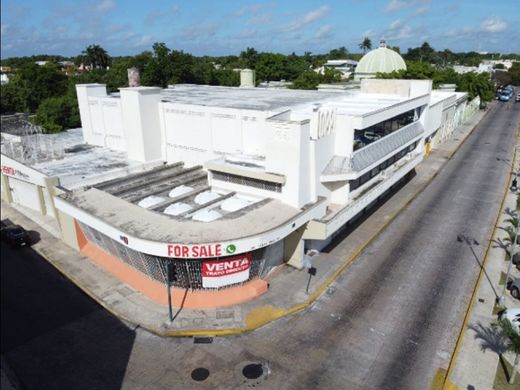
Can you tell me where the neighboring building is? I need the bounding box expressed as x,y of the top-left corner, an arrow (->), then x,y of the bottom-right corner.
316,59 -> 358,80
1,78 -> 476,309
354,40 -> 406,80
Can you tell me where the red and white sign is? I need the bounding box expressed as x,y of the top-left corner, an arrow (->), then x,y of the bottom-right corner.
202,253 -> 252,288
1,164 -> 32,182
167,243 -> 222,258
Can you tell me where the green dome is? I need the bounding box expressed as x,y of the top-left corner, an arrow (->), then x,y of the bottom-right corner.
355,41 -> 406,76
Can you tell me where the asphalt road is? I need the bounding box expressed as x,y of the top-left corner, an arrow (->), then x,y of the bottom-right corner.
2,102 -> 519,390
1,242 -> 136,390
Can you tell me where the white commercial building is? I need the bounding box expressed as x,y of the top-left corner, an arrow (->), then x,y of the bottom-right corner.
1,78 -> 477,308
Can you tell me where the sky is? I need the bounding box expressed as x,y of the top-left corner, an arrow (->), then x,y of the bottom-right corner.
1,0 -> 519,59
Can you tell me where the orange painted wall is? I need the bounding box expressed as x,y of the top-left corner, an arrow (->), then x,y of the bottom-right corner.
75,221 -> 268,309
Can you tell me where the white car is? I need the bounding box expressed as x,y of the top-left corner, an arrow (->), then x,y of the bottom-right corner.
500,308 -> 520,334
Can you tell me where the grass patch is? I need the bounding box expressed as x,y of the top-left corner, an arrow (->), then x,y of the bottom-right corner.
499,271 -> 509,285
493,356 -> 516,389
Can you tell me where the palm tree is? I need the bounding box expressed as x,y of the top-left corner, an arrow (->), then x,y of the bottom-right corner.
498,318 -> 520,384
359,37 -> 372,54
82,44 -> 111,69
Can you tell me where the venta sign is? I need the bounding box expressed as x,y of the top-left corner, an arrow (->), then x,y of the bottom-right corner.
201,253 -> 252,288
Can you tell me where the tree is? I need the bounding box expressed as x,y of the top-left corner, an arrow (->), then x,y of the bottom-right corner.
240,47 -> 258,69
328,47 -> 348,60
82,44 -> 111,69
32,94 -> 80,133
498,318 -> 520,384
359,37 -> 372,54
0,62 -> 68,113
0,79 -> 28,113
456,72 -> 495,101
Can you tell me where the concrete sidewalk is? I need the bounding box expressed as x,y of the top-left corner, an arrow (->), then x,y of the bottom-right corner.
1,106 -> 489,337
446,134 -> 520,389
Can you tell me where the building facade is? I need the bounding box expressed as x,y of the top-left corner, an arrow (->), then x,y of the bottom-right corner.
1,78 -> 475,308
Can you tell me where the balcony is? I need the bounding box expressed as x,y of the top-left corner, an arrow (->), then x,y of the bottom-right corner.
321,121 -> 424,182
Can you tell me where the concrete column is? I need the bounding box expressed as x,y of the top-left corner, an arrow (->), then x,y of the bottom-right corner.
119,87 -> 162,163
284,226 -> 306,269
36,185 -> 46,215
57,210 -> 81,251
0,173 -> 13,203
43,177 -> 59,219
75,84 -> 108,145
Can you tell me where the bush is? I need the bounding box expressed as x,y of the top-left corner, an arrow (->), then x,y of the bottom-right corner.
32,94 -> 80,133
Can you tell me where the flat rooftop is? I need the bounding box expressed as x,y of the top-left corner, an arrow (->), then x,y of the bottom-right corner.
59,163 -> 323,242
161,84 -> 408,117
1,128 -> 145,189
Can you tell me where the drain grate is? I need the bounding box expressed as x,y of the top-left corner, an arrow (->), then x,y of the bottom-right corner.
191,368 -> 210,381
242,364 -> 263,380
193,337 -> 213,344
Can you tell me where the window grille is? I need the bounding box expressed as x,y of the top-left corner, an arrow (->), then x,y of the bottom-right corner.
212,171 -> 282,193
78,222 -> 271,290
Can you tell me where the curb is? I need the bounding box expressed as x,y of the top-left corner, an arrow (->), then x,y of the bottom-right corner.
20,110 -> 489,338
438,110 -> 516,390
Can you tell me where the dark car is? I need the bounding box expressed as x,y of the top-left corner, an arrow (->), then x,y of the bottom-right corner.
1,225 -> 31,247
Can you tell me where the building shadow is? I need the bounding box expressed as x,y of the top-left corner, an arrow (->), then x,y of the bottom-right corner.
1,242 -> 136,390
323,169 -> 417,253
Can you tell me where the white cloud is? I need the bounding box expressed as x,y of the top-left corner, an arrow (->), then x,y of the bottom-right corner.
95,0 -> 115,13
133,34 -> 153,47
287,5 -> 329,32
385,0 -> 429,13
246,13 -> 272,25
315,25 -> 332,40
181,24 -> 220,41
384,19 -> 414,41
481,17 -> 508,33
389,20 -> 402,29
234,4 -> 264,17
415,6 -> 430,16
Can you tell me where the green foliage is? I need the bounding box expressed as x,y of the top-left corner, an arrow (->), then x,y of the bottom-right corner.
377,60 -> 495,101
0,62 -> 68,113
498,319 -> 520,355
508,62 -> 520,86
456,72 -> 494,101
81,44 -> 111,69
328,47 -> 349,60
359,37 -> 372,54
290,68 -> 341,90
0,80 -> 28,113
2,41 -> 515,134
32,94 -> 80,133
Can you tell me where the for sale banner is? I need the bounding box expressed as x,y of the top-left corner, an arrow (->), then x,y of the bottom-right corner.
202,253 -> 252,288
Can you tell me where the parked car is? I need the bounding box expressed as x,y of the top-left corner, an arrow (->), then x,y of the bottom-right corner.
508,278 -> 520,299
0,225 -> 31,247
499,308 -> 520,334
499,94 -> 511,102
